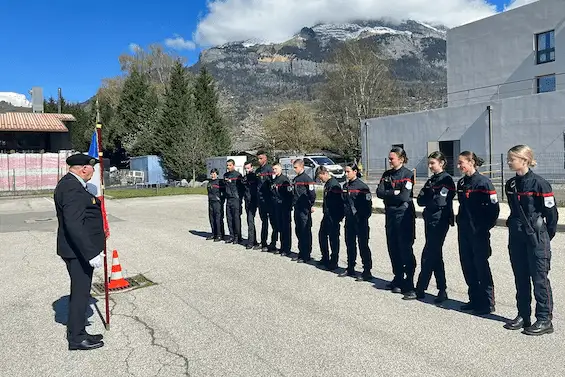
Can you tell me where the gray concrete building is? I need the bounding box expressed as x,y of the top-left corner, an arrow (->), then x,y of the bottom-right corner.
362,0 -> 565,181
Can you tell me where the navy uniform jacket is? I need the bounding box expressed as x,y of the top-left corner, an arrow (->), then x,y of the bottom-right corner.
207,178 -> 225,203
456,172 -> 500,232
343,178 -> 372,218
417,171 -> 456,224
505,170 -> 558,239
271,174 -> 294,209
242,171 -> 259,208
292,171 -> 316,210
323,177 -> 345,221
54,173 -> 104,261
376,166 -> 414,210
255,164 -> 274,203
224,170 -> 245,201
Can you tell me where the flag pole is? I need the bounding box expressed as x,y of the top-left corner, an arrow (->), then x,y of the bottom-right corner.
96,98 -> 111,330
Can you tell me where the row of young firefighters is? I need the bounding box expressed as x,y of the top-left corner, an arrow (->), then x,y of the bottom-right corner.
207,145 -> 557,336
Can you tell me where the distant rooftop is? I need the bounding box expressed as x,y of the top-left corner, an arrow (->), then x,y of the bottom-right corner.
0,112 -> 76,132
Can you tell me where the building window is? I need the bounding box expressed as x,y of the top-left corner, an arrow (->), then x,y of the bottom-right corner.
536,30 -> 555,64
537,74 -> 556,93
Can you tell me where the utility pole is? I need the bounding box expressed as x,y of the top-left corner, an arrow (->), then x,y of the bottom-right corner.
57,88 -> 62,114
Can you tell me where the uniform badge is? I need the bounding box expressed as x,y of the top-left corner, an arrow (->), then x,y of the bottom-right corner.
405,181 -> 413,190
309,184 -> 314,191
394,190 -> 400,196
440,187 -> 449,197
490,194 -> 498,204
366,193 -> 371,201
544,196 -> 556,208
92,198 -> 96,204
287,186 -> 293,192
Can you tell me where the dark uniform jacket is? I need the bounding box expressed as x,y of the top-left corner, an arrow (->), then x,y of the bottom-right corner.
242,171 -> 259,208
376,166 -> 414,210
224,170 -> 245,201
456,171 -> 500,232
54,173 -> 104,261
323,177 -> 345,221
255,164 -> 274,203
292,171 -> 316,210
271,174 -> 294,209
505,170 -> 558,239
343,178 -> 372,218
417,171 -> 456,224
207,178 -> 225,202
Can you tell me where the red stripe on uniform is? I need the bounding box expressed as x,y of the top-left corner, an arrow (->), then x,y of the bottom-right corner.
348,189 -> 370,193
295,182 -> 315,186
517,191 -> 554,197
393,178 -> 412,184
466,189 -> 496,194
432,185 -> 455,190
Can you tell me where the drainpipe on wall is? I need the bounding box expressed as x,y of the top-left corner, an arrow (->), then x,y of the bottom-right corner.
487,105 -> 493,179
364,121 -> 370,178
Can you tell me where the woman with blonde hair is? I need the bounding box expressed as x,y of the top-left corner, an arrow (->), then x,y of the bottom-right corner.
504,145 -> 558,336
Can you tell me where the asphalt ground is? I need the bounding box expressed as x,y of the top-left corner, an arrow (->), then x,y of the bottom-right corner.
0,195 -> 564,377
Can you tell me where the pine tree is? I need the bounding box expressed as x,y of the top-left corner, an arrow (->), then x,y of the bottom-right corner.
193,66 -> 230,156
111,67 -> 152,153
156,60 -> 195,179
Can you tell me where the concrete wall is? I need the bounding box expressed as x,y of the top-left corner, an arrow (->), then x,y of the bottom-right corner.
447,0 -> 565,106
362,90 -> 565,178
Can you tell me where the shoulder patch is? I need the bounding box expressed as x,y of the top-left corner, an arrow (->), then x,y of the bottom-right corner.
440,187 -> 449,197
405,181 -> 413,190
366,193 -> 371,201
490,193 -> 498,204
544,196 -> 555,208
394,189 -> 400,196
287,185 -> 293,192
309,184 -> 314,191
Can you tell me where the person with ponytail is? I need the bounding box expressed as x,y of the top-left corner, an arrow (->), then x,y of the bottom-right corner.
504,145 -> 557,336
342,163 -> 373,280
414,151 -> 455,303
376,147 -> 417,300
456,151 -> 500,315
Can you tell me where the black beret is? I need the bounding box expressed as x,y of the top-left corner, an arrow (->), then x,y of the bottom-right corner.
66,153 -> 99,167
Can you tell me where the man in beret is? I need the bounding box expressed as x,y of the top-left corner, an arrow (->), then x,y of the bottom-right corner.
54,153 -> 105,351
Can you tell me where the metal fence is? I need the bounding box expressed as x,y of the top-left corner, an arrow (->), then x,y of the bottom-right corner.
363,152 -> 565,201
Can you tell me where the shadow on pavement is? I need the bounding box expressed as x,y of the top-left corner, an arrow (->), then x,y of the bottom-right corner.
52,295 -> 98,326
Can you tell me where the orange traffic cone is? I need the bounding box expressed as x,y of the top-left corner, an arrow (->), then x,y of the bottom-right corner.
108,249 -> 130,290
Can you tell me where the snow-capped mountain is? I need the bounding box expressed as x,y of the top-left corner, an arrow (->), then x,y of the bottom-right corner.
0,92 -> 32,108
193,19 -> 448,150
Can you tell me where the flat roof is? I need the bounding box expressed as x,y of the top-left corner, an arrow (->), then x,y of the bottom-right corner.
0,112 -> 75,132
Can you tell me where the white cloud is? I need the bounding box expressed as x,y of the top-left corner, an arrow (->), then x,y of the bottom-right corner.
129,43 -> 141,53
193,0 -> 506,46
504,0 -> 538,11
164,34 -> 196,50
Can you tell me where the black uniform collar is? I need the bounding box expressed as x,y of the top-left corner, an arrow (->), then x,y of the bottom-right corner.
515,169 -> 533,181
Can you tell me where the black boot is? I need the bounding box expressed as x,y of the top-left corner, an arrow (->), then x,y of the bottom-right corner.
504,316 -> 531,331
402,290 -> 418,300
523,320 -> 554,336
434,290 -> 448,303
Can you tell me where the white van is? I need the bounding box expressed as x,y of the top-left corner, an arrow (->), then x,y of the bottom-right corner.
278,155 -> 345,183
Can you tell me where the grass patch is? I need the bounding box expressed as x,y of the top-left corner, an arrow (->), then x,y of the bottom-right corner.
106,186 -> 207,199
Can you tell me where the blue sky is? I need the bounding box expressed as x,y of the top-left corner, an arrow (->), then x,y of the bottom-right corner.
0,0 -> 515,103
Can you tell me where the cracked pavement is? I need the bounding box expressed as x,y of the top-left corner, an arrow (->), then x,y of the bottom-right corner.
0,195 -> 564,376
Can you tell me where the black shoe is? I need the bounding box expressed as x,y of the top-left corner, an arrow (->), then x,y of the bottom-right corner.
253,245 -> 262,250
246,244 -> 253,250
460,302 -> 475,311
225,238 -> 234,244
504,316 -> 531,331
416,289 -> 426,300
434,290 -> 448,303
523,320 -> 554,336
261,246 -> 269,252
68,338 -> 104,351
297,257 -> 311,263
317,259 -> 329,267
359,271 -> 373,281
391,287 -> 402,294
291,256 -> 300,261
340,269 -> 356,277
213,238 -> 222,242
402,291 -> 418,300
327,263 -> 339,271
86,333 -> 104,342
206,235 -> 214,240
473,306 -> 495,315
